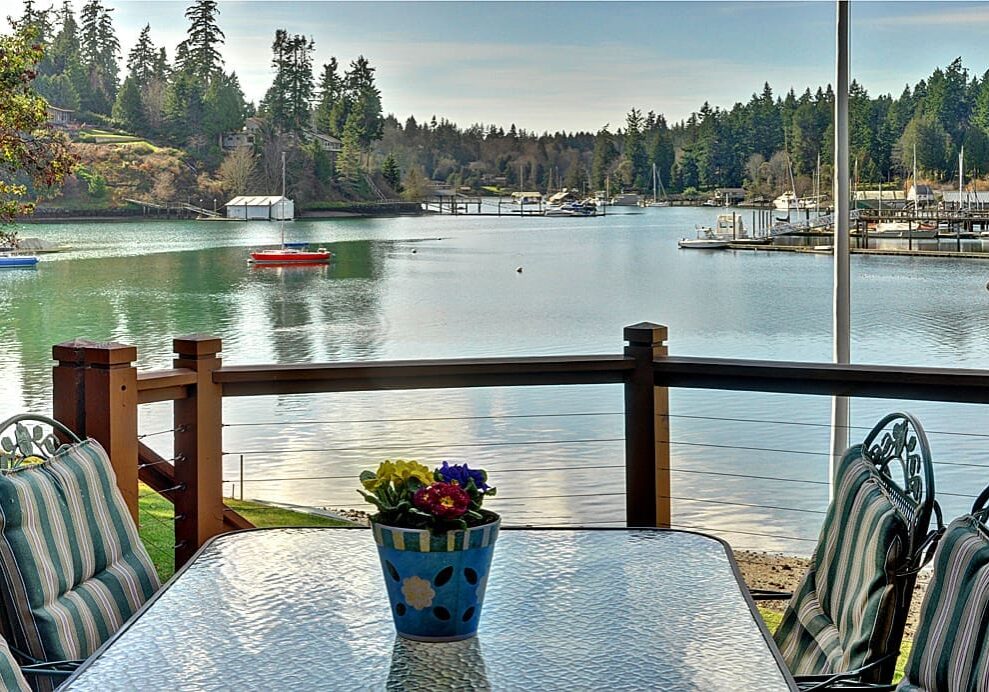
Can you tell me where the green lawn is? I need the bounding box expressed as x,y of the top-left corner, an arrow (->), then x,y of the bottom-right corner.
758,607 -> 910,682
138,484 -> 351,580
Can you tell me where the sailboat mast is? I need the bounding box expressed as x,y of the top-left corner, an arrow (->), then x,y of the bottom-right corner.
960,146 -> 965,210
280,151 -> 286,246
913,142 -> 917,209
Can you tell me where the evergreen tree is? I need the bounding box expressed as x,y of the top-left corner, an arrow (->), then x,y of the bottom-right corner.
78,0 -> 119,113
345,56 -> 383,149
163,69 -> 206,145
591,126 -> 617,190
127,25 -> 158,87
204,72 -> 248,143
48,1 -> 79,75
381,153 -> 401,190
314,58 -> 343,135
337,108 -> 365,189
112,75 -> 146,132
259,30 -> 314,132
176,0 -> 225,81
623,108 -> 649,190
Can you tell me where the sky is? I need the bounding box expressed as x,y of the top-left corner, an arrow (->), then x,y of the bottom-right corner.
6,1 -> 989,133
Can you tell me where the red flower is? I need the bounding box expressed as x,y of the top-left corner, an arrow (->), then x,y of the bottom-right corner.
413,482 -> 470,520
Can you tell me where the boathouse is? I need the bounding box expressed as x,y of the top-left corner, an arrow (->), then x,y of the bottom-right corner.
225,195 -> 294,220
908,184 -> 935,206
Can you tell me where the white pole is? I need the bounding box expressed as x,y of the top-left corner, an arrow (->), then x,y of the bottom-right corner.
829,0 -> 851,493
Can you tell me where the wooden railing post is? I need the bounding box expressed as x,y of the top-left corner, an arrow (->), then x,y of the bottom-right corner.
52,339 -> 97,436
172,335 -> 225,566
624,323 -> 670,528
82,342 -> 140,522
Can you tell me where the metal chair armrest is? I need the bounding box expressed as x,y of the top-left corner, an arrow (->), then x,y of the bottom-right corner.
794,653 -> 897,691
749,588 -> 792,601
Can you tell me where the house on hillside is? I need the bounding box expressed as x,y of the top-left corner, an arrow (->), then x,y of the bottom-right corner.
301,130 -> 342,153
225,195 -> 294,220
46,105 -> 74,127
220,131 -> 256,150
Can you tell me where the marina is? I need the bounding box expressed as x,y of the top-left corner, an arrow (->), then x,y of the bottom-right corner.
5,209 -> 989,553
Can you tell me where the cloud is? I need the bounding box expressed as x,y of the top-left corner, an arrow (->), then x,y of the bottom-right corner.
865,6 -> 989,27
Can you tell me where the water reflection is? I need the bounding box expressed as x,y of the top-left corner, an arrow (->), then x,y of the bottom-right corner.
5,210 -> 989,554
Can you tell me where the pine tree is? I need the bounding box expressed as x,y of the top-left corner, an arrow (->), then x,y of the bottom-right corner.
112,75 -> 146,132
49,1 -> 80,75
337,108 -> 364,188
591,126 -> 617,191
624,108 -> 649,190
204,71 -> 247,143
78,0 -> 119,113
259,30 -> 314,132
381,153 -> 401,190
314,59 -> 343,135
127,25 -> 158,87
176,0 -> 225,81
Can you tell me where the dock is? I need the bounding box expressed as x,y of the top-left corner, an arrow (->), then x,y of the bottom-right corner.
729,243 -> 989,260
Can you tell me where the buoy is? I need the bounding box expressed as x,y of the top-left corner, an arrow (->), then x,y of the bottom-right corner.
516,267 -> 523,273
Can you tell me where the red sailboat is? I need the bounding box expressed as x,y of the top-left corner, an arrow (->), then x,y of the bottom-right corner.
248,152 -> 332,265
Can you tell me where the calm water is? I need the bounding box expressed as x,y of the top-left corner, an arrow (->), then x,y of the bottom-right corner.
3,207 -> 989,552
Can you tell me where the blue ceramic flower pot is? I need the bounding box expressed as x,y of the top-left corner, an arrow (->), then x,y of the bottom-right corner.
372,518 -> 500,642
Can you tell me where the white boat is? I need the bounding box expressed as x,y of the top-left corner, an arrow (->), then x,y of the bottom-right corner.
772,191 -> 816,211
870,221 -> 937,239
678,226 -> 729,249
544,201 -> 596,217
511,192 -> 543,206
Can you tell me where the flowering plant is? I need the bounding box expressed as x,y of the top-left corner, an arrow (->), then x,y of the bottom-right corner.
358,459 -> 497,531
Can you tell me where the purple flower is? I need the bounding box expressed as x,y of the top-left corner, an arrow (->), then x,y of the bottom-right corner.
436,461 -> 489,492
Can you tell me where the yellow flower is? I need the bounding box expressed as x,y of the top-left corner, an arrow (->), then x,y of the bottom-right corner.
361,460 -> 395,491
361,459 -> 434,494
401,575 -> 435,610
392,459 -> 434,485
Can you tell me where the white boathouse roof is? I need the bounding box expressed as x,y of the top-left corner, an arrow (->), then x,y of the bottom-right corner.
226,196 -> 291,207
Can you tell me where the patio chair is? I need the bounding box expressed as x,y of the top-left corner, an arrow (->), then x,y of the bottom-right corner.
770,412 -> 942,686
0,634 -> 29,692
0,414 -> 161,689
892,485 -> 989,691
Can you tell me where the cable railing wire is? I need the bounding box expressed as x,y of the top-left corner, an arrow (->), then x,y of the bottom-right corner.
220,410 -> 989,443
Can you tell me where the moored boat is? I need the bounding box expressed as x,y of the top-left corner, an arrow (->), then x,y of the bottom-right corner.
0,254 -> 39,268
678,227 -> 729,249
248,247 -> 331,264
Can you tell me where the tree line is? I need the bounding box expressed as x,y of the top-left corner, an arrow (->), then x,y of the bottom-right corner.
14,0 -> 989,204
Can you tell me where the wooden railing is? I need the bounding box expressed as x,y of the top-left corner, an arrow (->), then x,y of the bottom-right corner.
51,322 -> 989,567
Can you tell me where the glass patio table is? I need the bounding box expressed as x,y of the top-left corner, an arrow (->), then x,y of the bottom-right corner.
62,527 -> 796,691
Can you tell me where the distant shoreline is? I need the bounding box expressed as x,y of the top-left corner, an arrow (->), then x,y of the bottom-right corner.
20,203 -> 424,224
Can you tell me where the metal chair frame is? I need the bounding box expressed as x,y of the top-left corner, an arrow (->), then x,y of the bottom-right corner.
763,412 -> 942,688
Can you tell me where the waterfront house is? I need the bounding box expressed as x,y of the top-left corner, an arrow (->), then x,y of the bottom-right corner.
713,187 -> 746,205
225,195 -> 294,220
46,105 -> 74,127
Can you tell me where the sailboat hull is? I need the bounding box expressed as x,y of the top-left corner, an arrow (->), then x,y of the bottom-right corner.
248,249 -> 332,264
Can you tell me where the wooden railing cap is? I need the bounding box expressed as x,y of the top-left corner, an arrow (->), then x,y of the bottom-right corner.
173,335 -> 222,358
52,338 -> 99,363
624,323 -> 668,345
82,342 -> 138,366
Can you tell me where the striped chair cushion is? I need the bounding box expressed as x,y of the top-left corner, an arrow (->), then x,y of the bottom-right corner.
0,634 -> 28,692
896,515 -> 989,692
0,439 -> 160,665
774,443 -> 911,680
